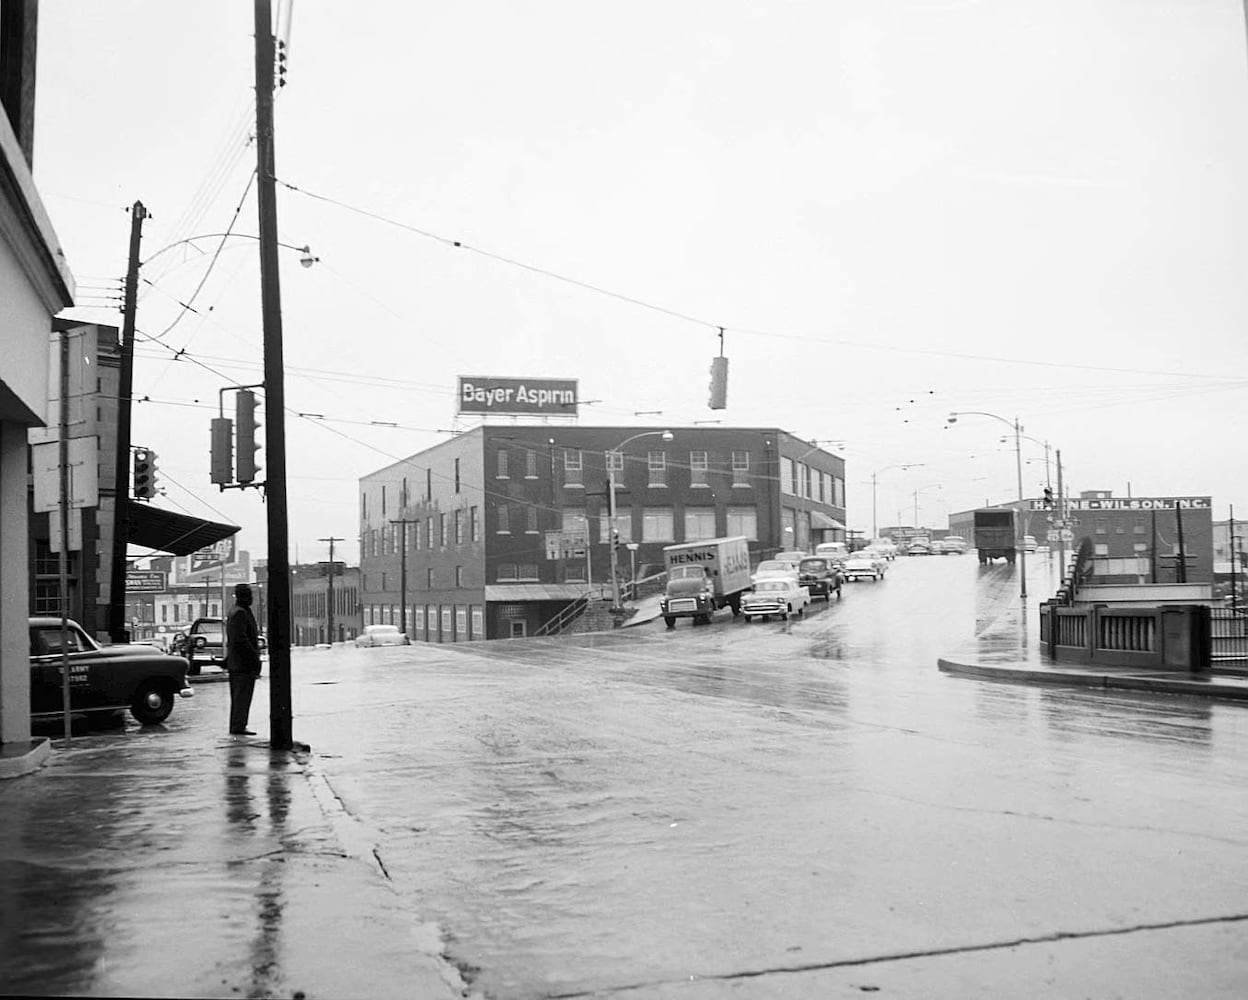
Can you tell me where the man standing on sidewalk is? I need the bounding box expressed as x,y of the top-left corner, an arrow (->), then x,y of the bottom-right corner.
225,583 -> 262,736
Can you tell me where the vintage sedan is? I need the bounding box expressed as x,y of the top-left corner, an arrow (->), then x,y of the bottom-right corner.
750,559 -> 801,588
29,617 -> 194,726
354,624 -> 411,648
741,578 -> 811,622
798,556 -> 843,601
843,549 -> 886,581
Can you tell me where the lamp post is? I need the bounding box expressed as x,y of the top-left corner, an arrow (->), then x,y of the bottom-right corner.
871,463 -> 924,539
608,430 -> 673,611
948,410 -> 1027,599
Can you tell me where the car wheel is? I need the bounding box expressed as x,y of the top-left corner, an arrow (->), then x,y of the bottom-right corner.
664,617 -> 676,629
781,610 -> 789,620
796,605 -> 804,617
130,682 -> 174,726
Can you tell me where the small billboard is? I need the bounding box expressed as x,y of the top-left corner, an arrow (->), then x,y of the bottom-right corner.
127,570 -> 167,593
458,376 -> 578,416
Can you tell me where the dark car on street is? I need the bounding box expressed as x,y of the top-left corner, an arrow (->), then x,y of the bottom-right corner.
798,556 -> 843,601
178,616 -> 267,675
29,617 -> 194,726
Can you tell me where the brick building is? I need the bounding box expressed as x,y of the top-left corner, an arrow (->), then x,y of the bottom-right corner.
358,425 -> 847,640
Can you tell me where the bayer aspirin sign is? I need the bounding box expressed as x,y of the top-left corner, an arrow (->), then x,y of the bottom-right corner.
458,376 -> 578,416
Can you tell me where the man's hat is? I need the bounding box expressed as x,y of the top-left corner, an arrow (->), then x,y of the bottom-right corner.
234,583 -> 252,596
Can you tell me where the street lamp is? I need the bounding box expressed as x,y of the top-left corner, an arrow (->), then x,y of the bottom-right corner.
948,410 -> 1027,598
140,233 -> 320,270
912,484 -> 942,529
608,430 -> 673,612
870,463 -> 924,539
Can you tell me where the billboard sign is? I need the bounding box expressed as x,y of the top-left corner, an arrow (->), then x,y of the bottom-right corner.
1029,496 -> 1212,512
189,537 -> 237,575
127,570 -> 167,593
458,376 -> 578,416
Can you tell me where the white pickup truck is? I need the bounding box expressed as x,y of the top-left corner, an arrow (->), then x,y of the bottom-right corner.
740,577 -> 811,622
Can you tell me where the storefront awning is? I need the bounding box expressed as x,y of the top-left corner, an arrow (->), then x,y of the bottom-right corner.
127,501 -> 239,556
485,584 -> 592,602
810,511 -> 845,530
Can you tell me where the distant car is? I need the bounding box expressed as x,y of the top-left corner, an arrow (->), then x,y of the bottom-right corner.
869,539 -> 898,560
1021,535 -> 1038,553
940,536 -> 967,555
741,578 -> 810,622
751,559 -> 801,587
843,549 -> 886,581
774,551 -> 807,565
355,624 -> 411,648
183,617 -> 267,675
814,541 -> 850,564
798,556 -> 843,601
906,541 -> 932,556
29,617 -> 193,726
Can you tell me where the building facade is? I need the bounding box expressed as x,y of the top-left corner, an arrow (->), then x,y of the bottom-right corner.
1,5 -> 77,754
292,563 -> 362,646
950,491 -> 1214,585
358,425 -> 847,640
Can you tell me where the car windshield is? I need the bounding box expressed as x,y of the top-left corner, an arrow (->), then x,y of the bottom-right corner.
800,559 -> 828,571
756,561 -> 791,573
756,581 -> 787,592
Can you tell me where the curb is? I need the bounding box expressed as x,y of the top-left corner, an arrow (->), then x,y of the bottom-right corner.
0,737 -> 51,780
938,658 -> 1248,702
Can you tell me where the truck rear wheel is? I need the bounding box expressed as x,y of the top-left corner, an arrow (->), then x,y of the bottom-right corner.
664,616 -> 676,629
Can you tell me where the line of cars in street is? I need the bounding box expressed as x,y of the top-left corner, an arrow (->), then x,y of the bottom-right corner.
739,538 -> 900,622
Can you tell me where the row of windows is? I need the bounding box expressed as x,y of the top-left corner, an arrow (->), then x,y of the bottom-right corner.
293,586 -> 360,619
518,449 -> 755,489
553,506 -> 758,544
364,507 -> 481,556
362,461 -> 464,521
366,603 -> 484,642
1093,518 -> 1150,534
781,458 -> 844,506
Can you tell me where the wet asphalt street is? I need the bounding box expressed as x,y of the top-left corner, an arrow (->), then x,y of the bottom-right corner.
4,551 -> 1248,998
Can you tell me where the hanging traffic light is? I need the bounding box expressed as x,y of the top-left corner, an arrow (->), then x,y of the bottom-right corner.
235,389 -> 261,484
210,417 -> 234,487
1043,486 -> 1055,509
133,448 -> 158,499
708,356 -> 729,410
612,528 -> 622,552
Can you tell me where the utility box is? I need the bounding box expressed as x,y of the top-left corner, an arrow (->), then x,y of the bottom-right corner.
1160,605 -> 1211,670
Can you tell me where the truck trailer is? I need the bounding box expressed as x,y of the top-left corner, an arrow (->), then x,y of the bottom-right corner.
660,536 -> 753,627
973,508 -> 1017,565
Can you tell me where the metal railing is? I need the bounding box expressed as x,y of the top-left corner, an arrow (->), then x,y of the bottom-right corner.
1210,607 -> 1248,666
534,593 -> 591,637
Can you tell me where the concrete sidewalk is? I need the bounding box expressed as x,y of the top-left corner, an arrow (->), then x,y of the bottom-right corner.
939,646 -> 1248,702
0,680 -> 471,999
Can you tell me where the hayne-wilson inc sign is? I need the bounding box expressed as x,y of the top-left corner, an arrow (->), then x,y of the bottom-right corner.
1028,496 -> 1212,512
458,376 -> 578,416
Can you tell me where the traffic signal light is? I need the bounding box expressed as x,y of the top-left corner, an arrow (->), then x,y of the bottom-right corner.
708,356 -> 728,410
1043,486 -> 1054,509
612,528 -> 621,551
210,417 -> 234,486
133,449 -> 158,499
235,389 -> 261,484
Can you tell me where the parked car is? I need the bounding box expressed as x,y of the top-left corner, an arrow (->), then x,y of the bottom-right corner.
906,541 -> 933,556
798,556 -> 843,601
1021,535 -> 1038,553
750,559 -> 801,587
354,624 -> 411,648
182,617 -> 267,675
814,541 -> 850,564
29,617 -> 193,726
741,578 -> 810,622
843,549 -> 886,581
940,536 -> 967,555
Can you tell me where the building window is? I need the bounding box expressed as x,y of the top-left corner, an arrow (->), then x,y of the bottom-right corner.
426,568 -> 434,588
817,472 -> 827,504
497,449 -> 509,478
781,458 -> 795,496
1095,518 -> 1108,534
526,505 -> 538,533
732,451 -> 750,487
471,607 -> 484,638
564,449 -> 583,487
647,451 -> 667,487
498,563 -> 518,581
470,506 -> 480,542
426,517 -> 434,550
642,507 -> 674,541
426,467 -> 432,501
563,509 -> 588,535
566,559 -> 587,582
685,507 -> 716,541
525,449 -> 538,479
498,505 -> 510,533
455,509 -> 464,545
456,606 -> 468,638
1094,543 -> 1109,556
690,451 -> 709,487
1134,517 -> 1146,534
833,477 -> 844,507
454,458 -> 461,493
518,563 -> 539,581
381,484 -> 387,516
456,565 -> 465,587
440,513 -> 448,546
600,511 -> 632,543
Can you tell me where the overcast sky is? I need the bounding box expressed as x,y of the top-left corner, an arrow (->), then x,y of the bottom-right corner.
32,1 -> 1248,564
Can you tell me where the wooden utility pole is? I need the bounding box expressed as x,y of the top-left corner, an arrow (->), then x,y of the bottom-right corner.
58,325 -> 72,744
389,519 -> 420,636
108,202 -> 146,642
318,536 -> 343,644
254,0 -> 294,749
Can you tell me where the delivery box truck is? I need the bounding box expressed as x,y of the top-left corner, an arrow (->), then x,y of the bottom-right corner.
660,536 -> 753,628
